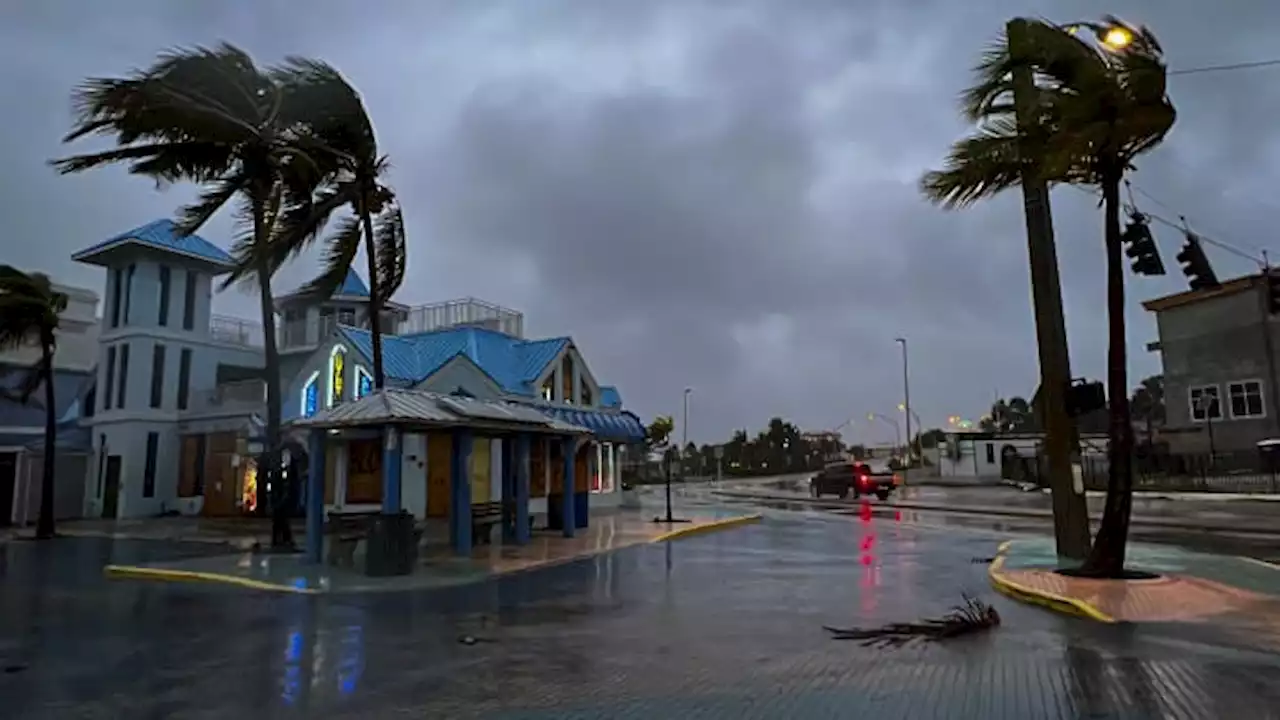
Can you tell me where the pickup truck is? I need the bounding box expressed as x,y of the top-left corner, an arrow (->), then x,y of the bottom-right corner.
808,461 -> 898,500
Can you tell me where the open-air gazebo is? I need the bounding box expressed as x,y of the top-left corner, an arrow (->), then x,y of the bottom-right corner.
289,388 -> 593,564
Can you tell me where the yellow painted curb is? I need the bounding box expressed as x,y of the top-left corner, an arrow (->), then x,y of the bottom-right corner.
104,564 -> 318,594
987,544 -> 1116,623
651,514 -> 763,543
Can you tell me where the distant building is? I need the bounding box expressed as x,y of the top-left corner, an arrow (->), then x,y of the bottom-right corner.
1143,273 -> 1279,454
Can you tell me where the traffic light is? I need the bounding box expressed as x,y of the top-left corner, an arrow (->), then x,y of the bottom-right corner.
1121,212 -> 1165,276
1176,232 -> 1220,291
1267,271 -> 1280,315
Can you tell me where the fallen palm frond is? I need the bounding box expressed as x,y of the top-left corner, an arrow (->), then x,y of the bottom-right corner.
824,594 -> 1001,648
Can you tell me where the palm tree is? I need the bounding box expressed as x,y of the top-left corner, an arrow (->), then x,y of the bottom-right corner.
261,59 -> 407,390
52,44 -> 347,549
0,268 -> 68,539
922,17 -> 1175,576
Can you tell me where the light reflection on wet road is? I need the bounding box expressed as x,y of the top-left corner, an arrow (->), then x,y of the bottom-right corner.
2,510 -> 1279,718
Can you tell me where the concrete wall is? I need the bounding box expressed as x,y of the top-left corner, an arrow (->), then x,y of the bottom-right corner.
1155,283 -> 1280,453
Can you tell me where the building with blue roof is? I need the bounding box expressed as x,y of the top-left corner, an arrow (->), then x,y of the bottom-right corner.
59,218 -> 645,527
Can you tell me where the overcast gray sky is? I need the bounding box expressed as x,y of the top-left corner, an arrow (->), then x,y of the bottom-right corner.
4,1 -> 1278,445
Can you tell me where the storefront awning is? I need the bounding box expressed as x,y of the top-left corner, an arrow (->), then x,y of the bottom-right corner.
541,408 -> 646,444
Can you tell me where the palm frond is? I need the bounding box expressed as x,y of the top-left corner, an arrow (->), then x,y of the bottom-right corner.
373,202 -> 407,299
920,117 -> 1024,209
824,595 -> 1001,648
294,216 -> 363,301
272,56 -> 375,165
173,171 -> 249,236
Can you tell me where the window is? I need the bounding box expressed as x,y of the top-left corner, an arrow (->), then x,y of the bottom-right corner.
985,443 -> 995,464
561,354 -> 574,403
143,432 -> 158,498
328,346 -> 346,406
182,270 -> 197,330
150,344 -> 167,408
540,377 -> 554,402
301,372 -> 319,417
1188,385 -> 1222,422
177,349 -> 192,410
581,381 -> 593,407
354,366 -> 374,399
338,308 -> 356,326
123,263 -> 135,325
103,346 -> 117,411
110,268 -> 123,328
117,344 -> 130,408
1228,380 -> 1265,419
158,265 -> 171,326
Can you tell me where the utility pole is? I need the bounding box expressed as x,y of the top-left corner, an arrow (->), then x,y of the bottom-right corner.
1007,17 -> 1091,561
682,387 -> 692,481
1259,252 -> 1280,435
896,338 -> 912,486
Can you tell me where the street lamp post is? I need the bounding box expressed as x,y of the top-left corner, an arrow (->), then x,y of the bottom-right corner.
868,413 -> 902,453
895,338 -> 912,485
682,387 -> 692,480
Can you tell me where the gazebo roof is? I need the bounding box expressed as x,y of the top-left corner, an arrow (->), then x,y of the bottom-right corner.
288,387 -> 591,435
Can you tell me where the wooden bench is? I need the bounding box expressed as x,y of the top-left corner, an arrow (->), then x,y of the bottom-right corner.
325,510 -> 380,567
471,502 -> 504,545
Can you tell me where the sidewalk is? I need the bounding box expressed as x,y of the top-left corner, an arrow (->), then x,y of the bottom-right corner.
989,537 -> 1280,647
710,488 -> 1280,535
102,509 -> 761,594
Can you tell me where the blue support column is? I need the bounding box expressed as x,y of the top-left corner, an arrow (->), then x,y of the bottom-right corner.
304,429 -> 326,564
449,429 -> 474,556
500,439 -> 516,543
514,434 -> 531,545
381,426 -> 402,515
561,436 -> 577,538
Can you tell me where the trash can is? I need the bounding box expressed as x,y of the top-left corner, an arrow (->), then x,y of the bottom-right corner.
365,511 -> 418,577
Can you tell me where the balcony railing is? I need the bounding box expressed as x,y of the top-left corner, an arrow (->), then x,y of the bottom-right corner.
402,297 -> 524,338
184,380 -> 266,414
210,314 -> 264,348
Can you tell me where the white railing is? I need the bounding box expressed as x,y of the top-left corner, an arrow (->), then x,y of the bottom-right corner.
402,298 -> 524,338
185,380 -> 266,414
210,314 -> 264,348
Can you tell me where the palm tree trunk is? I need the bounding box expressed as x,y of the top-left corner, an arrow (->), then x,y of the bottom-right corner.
359,200 -> 386,389
1079,170 -> 1134,578
35,343 -> 56,539
253,192 -> 292,550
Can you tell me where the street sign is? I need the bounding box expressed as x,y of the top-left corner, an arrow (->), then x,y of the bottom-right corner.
714,445 -> 724,460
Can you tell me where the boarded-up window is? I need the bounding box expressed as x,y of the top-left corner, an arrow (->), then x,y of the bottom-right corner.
469,437 -> 491,504
530,437 -> 547,497
178,435 -> 201,497
346,438 -> 383,504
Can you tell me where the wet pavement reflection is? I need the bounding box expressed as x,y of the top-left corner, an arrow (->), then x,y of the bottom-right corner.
3,512 -> 1280,718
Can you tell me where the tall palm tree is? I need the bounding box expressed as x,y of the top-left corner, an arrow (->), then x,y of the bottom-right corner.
921,17 -> 1176,577
0,268 -> 68,539
52,44 -> 345,549
264,59 -> 407,390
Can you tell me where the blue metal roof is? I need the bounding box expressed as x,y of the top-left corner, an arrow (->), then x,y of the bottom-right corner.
599,385 -> 622,408
71,219 -> 234,268
541,407 -> 646,443
0,368 -> 92,429
337,269 -> 370,297
336,325 -> 570,396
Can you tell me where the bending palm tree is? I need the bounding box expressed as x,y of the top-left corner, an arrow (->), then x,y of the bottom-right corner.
921,17 -> 1176,577
52,44 -> 344,548
269,59 -> 407,389
0,268 -> 68,539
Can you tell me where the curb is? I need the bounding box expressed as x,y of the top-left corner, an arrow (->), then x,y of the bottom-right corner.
986,542 -> 1115,623
103,564 -> 316,594
651,514 -> 763,543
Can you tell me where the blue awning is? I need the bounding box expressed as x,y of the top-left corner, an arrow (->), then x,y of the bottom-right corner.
543,407 -> 646,443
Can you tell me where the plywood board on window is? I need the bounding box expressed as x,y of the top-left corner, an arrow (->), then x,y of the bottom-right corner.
346,438 -> 383,504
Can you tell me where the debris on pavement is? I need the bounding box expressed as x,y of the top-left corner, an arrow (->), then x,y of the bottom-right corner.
824,595 -> 1001,648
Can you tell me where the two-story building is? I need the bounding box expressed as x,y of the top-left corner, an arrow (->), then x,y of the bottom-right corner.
1143,273 -> 1280,454
65,218 -> 645,521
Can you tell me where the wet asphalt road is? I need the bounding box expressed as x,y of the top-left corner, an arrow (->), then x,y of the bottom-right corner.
4,509 -> 1280,718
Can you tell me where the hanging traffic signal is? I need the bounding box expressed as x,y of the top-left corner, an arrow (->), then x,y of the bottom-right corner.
1121,212 -> 1165,276
1176,232 -> 1220,291
1267,270 -> 1280,315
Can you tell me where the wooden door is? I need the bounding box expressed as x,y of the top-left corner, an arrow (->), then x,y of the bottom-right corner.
426,432 -> 451,517
178,436 -> 200,498
101,456 -> 121,519
530,438 -> 547,498
201,454 -> 238,517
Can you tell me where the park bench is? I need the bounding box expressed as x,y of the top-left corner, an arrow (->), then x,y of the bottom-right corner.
471,502 -> 504,545
325,509 -> 380,567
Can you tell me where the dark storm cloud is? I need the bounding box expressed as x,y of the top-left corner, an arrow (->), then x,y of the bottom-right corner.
2,0 -> 1277,444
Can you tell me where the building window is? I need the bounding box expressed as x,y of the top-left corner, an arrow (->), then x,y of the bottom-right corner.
1188,385 -> 1222,422
540,377 -> 554,402
177,349 -> 192,410
328,346 -> 346,406
302,372 -> 320,417
183,270 -> 197,330
985,443 -> 995,464
117,344 -> 130,408
143,432 -> 159,498
355,366 -> 373,399
157,265 -> 171,326
581,381 -> 593,407
123,263 -> 135,325
338,308 -> 356,326
110,268 -> 123,328
150,344 -> 166,408
561,354 -> 574,403
1228,380 -> 1265,419
103,346 -> 117,411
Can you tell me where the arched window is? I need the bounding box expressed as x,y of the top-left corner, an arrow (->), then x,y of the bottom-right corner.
301,371 -> 319,417
355,366 -> 373,399
328,345 -> 346,406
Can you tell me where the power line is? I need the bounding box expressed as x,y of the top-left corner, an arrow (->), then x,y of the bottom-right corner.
1169,58 -> 1280,76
